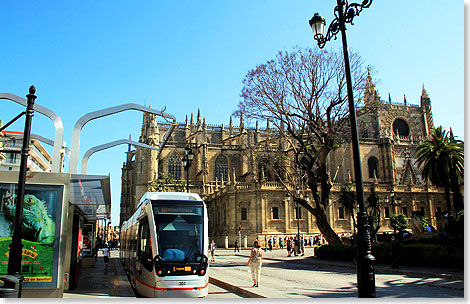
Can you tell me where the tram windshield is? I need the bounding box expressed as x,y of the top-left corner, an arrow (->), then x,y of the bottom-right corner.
152,201 -> 203,263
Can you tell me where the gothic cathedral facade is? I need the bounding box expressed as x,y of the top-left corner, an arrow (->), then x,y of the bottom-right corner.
120,75 -> 447,246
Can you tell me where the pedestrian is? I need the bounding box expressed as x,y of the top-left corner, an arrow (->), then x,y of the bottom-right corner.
300,236 -> 305,256
293,237 -> 299,256
210,240 -> 217,262
286,237 -> 292,256
246,240 -> 263,287
103,243 -> 110,270
93,246 -> 98,261
268,237 -> 273,251
234,239 -> 240,252
390,236 -> 400,269
279,237 -> 284,249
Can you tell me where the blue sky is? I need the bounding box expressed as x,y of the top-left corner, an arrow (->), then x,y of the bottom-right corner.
0,1 -> 464,225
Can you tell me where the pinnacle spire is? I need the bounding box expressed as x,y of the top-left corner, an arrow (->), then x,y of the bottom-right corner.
421,84 -> 429,98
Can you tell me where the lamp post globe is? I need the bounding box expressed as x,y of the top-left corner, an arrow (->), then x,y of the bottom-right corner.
187,147 -> 194,162
309,13 -> 326,39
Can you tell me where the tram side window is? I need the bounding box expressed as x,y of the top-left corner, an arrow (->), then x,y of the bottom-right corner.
138,219 -> 153,272
131,225 -> 138,258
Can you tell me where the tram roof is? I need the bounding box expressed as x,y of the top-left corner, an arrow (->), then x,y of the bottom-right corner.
138,192 -> 203,207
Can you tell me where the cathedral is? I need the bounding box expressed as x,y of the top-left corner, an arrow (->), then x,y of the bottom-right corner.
120,74 -> 448,247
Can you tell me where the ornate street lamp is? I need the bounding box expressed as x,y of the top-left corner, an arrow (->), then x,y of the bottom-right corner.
182,146 -> 194,193
385,192 -> 401,214
309,0 -> 376,298
287,187 -> 307,252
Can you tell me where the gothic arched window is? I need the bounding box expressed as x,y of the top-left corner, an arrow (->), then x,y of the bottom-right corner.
168,153 -> 182,180
393,118 -> 410,137
215,154 -> 228,182
368,157 -> 379,178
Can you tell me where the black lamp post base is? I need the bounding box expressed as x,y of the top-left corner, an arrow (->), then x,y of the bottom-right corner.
355,253 -> 376,297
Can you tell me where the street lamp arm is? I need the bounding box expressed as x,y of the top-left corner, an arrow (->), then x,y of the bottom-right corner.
313,0 -> 373,49
343,0 -> 373,24
316,16 -> 341,49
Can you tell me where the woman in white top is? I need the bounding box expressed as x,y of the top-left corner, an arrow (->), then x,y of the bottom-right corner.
210,240 -> 216,262
246,240 -> 263,287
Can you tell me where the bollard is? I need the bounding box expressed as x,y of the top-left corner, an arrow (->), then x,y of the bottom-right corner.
224,236 -> 228,249
0,275 -> 19,298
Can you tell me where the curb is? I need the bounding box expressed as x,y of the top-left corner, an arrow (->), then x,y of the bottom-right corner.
209,277 -> 265,298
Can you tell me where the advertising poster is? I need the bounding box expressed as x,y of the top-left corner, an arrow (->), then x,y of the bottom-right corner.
0,183 -> 63,288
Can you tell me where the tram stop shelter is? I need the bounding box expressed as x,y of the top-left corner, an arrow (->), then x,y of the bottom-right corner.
0,171 -> 110,297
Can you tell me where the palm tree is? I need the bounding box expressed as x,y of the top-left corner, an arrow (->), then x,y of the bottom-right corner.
338,185 -> 357,237
366,185 -> 381,243
416,126 -> 464,216
449,128 -> 465,213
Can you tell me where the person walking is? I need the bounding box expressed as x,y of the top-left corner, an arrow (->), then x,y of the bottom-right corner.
286,237 -> 292,257
268,237 -> 273,251
390,236 -> 400,269
210,240 -> 217,262
246,240 -> 263,287
102,243 -> 110,270
293,237 -> 299,256
234,239 -> 240,252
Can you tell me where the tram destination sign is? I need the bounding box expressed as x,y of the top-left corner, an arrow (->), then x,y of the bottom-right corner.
157,206 -> 200,215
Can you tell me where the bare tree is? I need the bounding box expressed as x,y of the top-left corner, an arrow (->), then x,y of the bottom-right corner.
235,46 -> 372,245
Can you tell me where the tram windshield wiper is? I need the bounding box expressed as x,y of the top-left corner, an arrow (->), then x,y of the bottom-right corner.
184,225 -> 199,264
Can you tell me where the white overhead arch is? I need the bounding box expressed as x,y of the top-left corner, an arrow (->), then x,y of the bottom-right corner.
69,103 -> 176,174
0,92 -> 64,172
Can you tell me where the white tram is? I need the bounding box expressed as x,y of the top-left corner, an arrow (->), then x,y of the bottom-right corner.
120,192 -> 209,297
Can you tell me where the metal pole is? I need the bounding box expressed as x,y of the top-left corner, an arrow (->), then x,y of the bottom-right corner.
336,0 -> 376,297
296,200 -> 300,240
186,165 -> 189,193
7,85 -> 36,297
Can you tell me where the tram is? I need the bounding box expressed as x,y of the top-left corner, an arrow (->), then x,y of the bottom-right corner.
120,192 -> 209,297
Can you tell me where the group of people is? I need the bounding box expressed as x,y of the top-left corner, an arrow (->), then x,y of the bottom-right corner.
285,236 -> 305,257
261,234 -> 324,251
